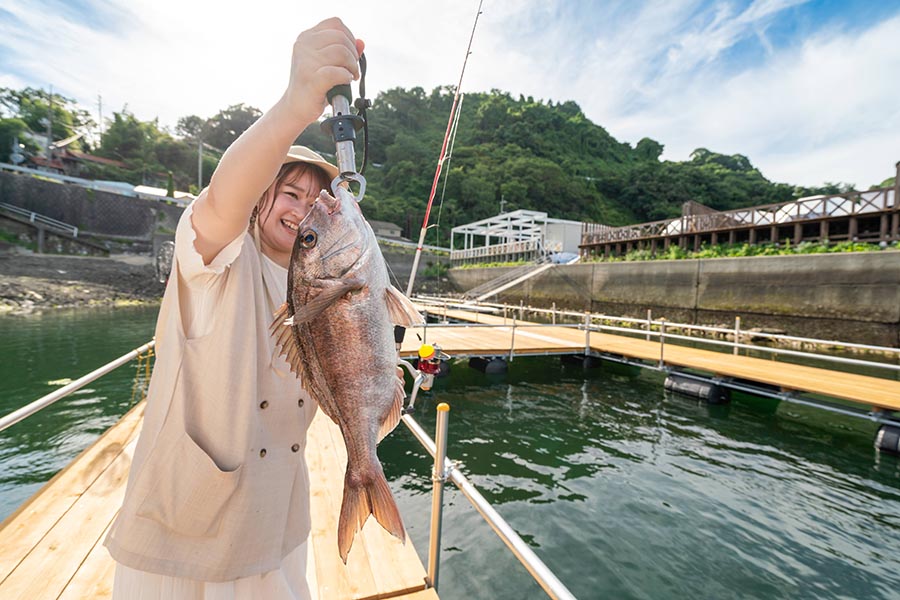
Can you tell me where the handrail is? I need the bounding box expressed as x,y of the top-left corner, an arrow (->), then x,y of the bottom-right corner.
581,187 -> 896,244
1,337 -> 576,598
402,411 -> 577,600
412,297 -> 900,376
416,296 -> 900,357
0,341 -> 155,433
0,201 -> 79,237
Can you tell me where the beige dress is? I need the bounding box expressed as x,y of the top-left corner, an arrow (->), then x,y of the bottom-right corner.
111,204 -> 316,599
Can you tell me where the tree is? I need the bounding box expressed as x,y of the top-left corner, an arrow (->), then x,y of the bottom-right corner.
175,115 -> 206,140
0,87 -> 94,149
204,103 -> 261,149
0,118 -> 34,162
634,137 -> 663,162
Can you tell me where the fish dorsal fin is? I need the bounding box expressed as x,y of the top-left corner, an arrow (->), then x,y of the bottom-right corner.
271,302 -> 304,377
384,285 -> 423,327
293,277 -> 365,325
377,375 -> 405,443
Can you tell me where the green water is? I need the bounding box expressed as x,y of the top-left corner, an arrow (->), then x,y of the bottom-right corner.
3,308 -> 900,599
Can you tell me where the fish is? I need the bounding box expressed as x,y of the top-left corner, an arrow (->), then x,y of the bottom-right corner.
271,187 -> 422,563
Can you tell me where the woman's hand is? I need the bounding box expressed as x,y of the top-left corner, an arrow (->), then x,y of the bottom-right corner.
193,18 -> 364,266
283,17 -> 366,125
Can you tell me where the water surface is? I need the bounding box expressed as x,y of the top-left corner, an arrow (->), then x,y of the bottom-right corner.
3,308 -> 900,599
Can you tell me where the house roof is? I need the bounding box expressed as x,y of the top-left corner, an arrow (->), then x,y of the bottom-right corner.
65,150 -> 126,168
368,220 -> 401,230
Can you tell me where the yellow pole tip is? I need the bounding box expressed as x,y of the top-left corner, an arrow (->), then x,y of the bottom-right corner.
437,403 -> 450,412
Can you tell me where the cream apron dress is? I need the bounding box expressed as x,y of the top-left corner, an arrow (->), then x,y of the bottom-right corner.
107,201 -> 317,599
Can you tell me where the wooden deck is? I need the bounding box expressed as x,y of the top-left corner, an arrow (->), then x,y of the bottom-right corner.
403,304 -> 900,413
0,402 -> 436,600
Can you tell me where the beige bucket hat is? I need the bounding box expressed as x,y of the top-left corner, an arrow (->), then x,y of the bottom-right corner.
283,145 -> 339,182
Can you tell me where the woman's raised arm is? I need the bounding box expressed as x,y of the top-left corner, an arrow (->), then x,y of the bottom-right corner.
190,17 -> 364,264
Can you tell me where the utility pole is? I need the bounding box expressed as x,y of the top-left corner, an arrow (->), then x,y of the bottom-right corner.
97,94 -> 103,146
45,86 -> 53,161
198,137 -> 203,190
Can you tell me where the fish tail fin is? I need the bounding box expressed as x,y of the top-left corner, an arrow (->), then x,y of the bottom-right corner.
338,466 -> 405,563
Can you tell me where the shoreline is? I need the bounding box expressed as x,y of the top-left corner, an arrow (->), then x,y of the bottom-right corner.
0,251 -> 165,316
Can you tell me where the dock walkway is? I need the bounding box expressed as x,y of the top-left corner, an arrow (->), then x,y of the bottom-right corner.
404,304 -> 900,413
0,402 -> 436,600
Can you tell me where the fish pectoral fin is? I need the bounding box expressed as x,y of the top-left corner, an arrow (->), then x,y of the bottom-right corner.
293,278 -> 365,324
270,302 -> 304,377
377,376 -> 405,443
384,285 -> 424,327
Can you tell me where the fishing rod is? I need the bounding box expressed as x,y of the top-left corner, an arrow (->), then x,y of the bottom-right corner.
405,0 -> 484,297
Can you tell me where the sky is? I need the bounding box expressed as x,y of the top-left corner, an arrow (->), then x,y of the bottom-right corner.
1,0 -> 898,188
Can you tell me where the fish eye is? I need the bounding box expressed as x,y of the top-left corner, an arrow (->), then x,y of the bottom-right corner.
300,230 -> 317,248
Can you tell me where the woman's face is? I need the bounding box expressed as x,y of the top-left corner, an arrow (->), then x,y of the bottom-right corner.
258,167 -> 324,268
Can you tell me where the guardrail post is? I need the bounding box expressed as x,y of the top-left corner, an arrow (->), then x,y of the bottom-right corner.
658,319 -> 666,367
552,302 -> 557,325
509,311 -> 517,362
426,403 -> 451,591
584,312 -> 591,354
646,309 -> 652,341
519,300 -> 525,321
733,316 -> 741,356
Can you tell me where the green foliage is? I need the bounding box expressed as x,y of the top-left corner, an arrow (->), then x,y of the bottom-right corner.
0,87 -> 94,150
203,104 -> 262,150
0,118 -> 35,162
591,240 -> 898,263
4,84 -> 894,234
422,261 -> 449,279
456,260 -> 529,269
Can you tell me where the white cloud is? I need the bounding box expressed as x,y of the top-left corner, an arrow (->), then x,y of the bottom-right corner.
606,12 -> 900,186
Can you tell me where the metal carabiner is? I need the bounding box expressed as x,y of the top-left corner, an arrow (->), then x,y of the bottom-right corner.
331,172 -> 366,203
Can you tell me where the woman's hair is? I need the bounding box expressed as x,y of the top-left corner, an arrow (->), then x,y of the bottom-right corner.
249,161 -> 331,234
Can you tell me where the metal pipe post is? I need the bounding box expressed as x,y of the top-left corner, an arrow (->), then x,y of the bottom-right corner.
584,312 -> 591,354
733,316 -> 741,356
658,319 -> 666,367
509,312 -> 517,362
426,403 -> 451,591
646,309 -> 652,341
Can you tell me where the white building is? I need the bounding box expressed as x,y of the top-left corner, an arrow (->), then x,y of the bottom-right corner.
450,209 -> 584,264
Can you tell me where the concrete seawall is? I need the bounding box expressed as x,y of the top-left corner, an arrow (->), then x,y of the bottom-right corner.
447,252 -> 900,346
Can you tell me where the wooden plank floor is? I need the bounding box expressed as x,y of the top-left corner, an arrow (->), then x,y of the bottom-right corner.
0,403 -> 436,600
404,304 -> 900,413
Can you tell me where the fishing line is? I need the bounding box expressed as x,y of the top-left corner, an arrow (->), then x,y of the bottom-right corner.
433,92 -> 466,249
405,0 -> 484,296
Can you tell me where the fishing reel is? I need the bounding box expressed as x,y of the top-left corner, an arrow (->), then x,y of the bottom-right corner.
398,343 -> 450,414
321,53 -> 370,202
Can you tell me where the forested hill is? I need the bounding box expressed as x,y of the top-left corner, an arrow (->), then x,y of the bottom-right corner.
1,85 -> 872,245
297,86 -> 854,242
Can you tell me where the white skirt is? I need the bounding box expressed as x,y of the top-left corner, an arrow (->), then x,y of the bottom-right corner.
112,540 -> 316,600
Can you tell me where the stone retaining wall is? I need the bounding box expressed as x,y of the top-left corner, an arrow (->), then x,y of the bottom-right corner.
447,252 -> 900,346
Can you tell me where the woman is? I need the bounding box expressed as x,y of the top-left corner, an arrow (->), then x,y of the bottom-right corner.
104,17 -> 364,599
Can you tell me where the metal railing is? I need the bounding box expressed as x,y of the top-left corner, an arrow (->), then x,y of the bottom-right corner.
402,406 -> 576,599
0,338 -> 577,599
581,187 -> 897,245
413,296 -> 900,376
0,201 -> 79,238
0,341 -> 155,433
